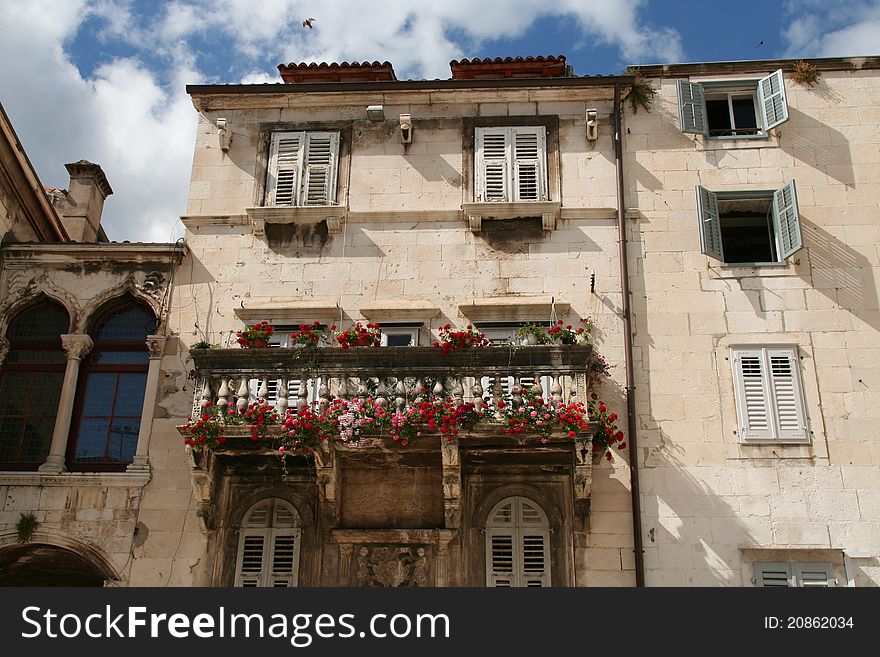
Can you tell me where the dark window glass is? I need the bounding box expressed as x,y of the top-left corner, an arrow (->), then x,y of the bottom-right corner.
96,306 -> 157,341
385,333 -> 414,347
731,96 -> 759,130
706,99 -> 731,134
0,301 -> 68,469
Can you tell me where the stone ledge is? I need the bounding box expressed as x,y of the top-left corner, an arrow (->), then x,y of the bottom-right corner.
246,205 -> 348,235
0,472 -> 151,487
463,200 -> 561,231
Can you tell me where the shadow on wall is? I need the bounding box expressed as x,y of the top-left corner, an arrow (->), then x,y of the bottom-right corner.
801,218 -> 880,332
780,106 -> 854,186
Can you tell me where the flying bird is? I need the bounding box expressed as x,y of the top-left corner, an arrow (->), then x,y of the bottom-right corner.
303,18 -> 316,29
756,40 -> 763,48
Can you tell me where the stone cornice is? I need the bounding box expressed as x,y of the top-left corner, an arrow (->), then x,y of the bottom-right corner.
0,242 -> 188,265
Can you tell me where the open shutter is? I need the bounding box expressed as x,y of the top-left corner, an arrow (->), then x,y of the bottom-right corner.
267,132 -> 304,206
512,127 -> 547,201
475,128 -> 510,202
301,132 -> 339,205
696,186 -> 724,261
732,348 -> 773,440
754,562 -> 793,587
793,563 -> 835,587
772,181 -> 803,260
766,348 -> 808,442
758,69 -> 789,130
235,532 -> 267,587
678,80 -> 708,135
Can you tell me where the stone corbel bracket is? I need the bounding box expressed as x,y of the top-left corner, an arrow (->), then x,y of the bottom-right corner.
462,201 -> 562,233
441,441 -> 461,529
573,438 -> 593,532
313,444 -> 339,526
246,206 -> 348,236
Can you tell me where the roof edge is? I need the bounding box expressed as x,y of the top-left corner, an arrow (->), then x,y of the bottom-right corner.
629,55 -> 880,78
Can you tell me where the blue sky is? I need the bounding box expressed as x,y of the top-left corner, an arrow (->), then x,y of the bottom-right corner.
1,0 -> 878,242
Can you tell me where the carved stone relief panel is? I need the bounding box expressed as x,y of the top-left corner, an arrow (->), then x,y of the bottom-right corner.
350,545 -> 432,587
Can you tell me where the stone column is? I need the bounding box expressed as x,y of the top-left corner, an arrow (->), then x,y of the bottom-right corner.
127,335 -> 167,474
39,334 -> 93,473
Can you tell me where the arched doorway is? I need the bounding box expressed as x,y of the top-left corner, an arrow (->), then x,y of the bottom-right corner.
0,543 -> 112,586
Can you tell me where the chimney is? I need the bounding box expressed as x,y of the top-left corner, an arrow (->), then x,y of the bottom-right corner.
51,160 -> 113,242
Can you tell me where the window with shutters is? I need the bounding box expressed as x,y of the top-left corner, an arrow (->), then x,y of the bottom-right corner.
266,131 -> 339,207
475,127 -> 548,203
235,498 -> 302,587
731,346 -> 809,443
754,562 -> 836,587
696,183 -> 803,265
247,328 -> 321,406
485,496 -> 550,587
678,70 -> 789,138
380,327 -> 419,347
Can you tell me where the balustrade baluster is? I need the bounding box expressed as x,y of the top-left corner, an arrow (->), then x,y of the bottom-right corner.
550,373 -> 563,405
472,379 -> 485,412
318,380 -> 330,410
492,377 -> 504,420
531,373 -> 544,398
217,378 -> 230,412
394,379 -> 406,411
451,377 -> 464,405
375,377 -> 389,408
236,378 -> 248,414
257,377 -> 269,401
337,376 -> 350,401
432,379 -> 445,405
511,382 -> 523,409
199,378 -> 212,410
276,378 -> 289,415
356,377 -> 368,402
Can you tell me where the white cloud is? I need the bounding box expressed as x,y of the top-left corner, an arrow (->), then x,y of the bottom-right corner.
782,0 -> 880,57
1,0 -> 684,242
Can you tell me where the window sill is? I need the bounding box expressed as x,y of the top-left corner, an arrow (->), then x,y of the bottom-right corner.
708,259 -> 800,279
246,205 -> 348,236
0,471 -> 151,487
462,201 -> 561,232
696,131 -> 780,150
726,440 -> 823,461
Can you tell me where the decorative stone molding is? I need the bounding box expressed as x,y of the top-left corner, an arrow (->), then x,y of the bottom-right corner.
462,200 -> 561,232
573,437 -> 593,531
246,205 -> 348,236
0,336 -> 9,365
333,529 -> 455,587
441,441 -> 461,529
196,500 -> 217,532
0,272 -> 81,336
61,334 -> 94,361
145,334 -> 168,359
78,279 -> 164,334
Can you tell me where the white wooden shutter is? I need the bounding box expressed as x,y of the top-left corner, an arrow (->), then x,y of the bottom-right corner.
678,80 -> 708,135
732,348 -> 773,441
732,346 -> 808,443
758,69 -> 789,130
793,563 -> 835,587
772,180 -> 803,260
754,562 -> 793,587
234,499 -> 301,588
301,132 -> 339,206
512,127 -> 547,201
766,348 -> 808,441
267,132 -> 304,206
696,185 -> 724,261
486,496 -> 550,588
475,128 -> 510,202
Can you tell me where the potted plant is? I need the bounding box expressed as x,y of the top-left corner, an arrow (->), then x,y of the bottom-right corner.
290,322 -> 323,348
433,324 -> 489,354
192,339 -> 215,349
236,321 -> 274,348
332,322 -> 381,349
547,318 -> 594,344
516,324 -> 549,345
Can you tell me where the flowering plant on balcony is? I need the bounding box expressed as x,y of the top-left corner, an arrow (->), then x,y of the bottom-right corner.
182,400 -> 279,452
390,398 -> 485,445
588,353 -> 610,386
547,317 -> 594,344
332,322 -> 381,349
497,395 -> 591,444
433,324 -> 489,354
515,324 -> 550,345
236,321 -> 274,348
289,322 -> 323,347
588,394 -> 626,461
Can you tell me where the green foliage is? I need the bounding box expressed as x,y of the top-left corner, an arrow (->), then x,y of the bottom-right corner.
16,513 -> 38,544
624,68 -> 656,113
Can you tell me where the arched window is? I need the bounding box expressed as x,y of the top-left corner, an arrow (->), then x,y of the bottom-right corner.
0,300 -> 69,469
485,496 -> 550,587
234,498 -> 301,587
68,302 -> 156,470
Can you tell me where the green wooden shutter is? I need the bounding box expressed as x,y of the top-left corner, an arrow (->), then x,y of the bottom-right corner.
267,132 -> 304,206
793,563 -> 835,587
678,80 -> 708,135
772,180 -> 803,260
301,132 -> 339,205
758,69 -> 789,130
696,186 -> 723,261
754,562 -> 793,587
475,127 -> 510,202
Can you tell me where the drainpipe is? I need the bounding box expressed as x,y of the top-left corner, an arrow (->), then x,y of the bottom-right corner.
613,81 -> 645,587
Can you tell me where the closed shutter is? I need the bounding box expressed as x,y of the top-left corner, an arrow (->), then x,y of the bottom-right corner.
696,185 -> 723,261
301,132 -> 339,205
486,496 -> 550,587
678,80 -> 708,135
772,180 -> 803,260
512,127 -> 547,201
475,128 -> 510,202
267,132 -> 304,206
758,69 -> 789,130
793,563 -> 835,587
732,346 -> 808,443
733,348 -> 773,440
234,499 -> 301,588
754,562 -> 793,587
766,348 -> 808,441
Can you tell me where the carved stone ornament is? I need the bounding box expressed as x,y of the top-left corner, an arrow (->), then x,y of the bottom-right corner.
61,334 -> 94,360
352,545 -> 431,587
145,334 -> 167,359
0,337 -> 10,365
141,271 -> 165,295
196,500 -> 217,532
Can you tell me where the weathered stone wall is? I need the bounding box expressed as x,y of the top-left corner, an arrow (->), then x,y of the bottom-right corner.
625,69 -> 880,585
148,85 -> 637,586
